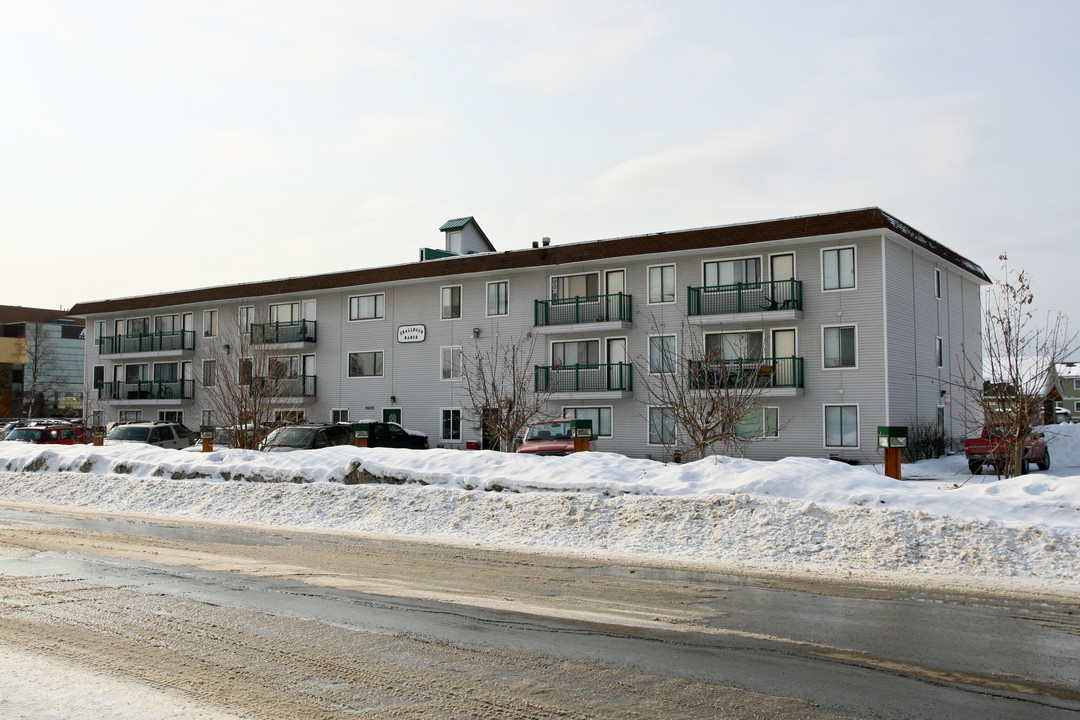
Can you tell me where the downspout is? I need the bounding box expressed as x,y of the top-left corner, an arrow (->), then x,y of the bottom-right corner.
880,235 -> 890,424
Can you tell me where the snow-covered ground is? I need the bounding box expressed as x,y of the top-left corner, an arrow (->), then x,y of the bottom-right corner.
1,424 -> 1079,600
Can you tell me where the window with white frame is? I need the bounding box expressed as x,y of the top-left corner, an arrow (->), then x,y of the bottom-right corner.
737,407 -> 779,438
648,406 -> 676,445
563,407 -> 612,437
649,335 -> 676,373
441,346 -> 462,380
94,321 -> 105,343
119,410 -> 142,422
269,302 -> 299,324
551,273 -> 598,299
824,405 -> 859,447
126,317 -> 149,336
552,339 -> 599,366
203,309 -> 218,337
936,337 -> 944,367
934,268 -> 942,299
268,355 -> 298,378
348,351 -> 383,377
155,314 -> 179,333
441,409 -> 461,440
441,286 -> 461,319
92,365 -> 104,389
1073,379 -> 1079,391
704,257 -> 759,287
648,264 -> 676,303
823,326 -> 857,368
332,408 -> 350,424
1074,400 -> 1080,413
202,359 -> 216,387
159,410 -> 183,423
706,331 -> 763,360
239,306 -> 254,333
822,247 -> 856,290
487,281 -> 509,316
349,293 -> 384,321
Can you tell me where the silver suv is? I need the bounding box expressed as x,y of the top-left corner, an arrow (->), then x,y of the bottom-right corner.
104,421 -> 195,449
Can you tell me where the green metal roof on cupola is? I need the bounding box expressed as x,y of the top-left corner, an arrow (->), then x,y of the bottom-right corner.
439,217 -> 474,231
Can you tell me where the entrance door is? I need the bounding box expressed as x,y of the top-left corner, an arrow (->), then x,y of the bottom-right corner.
771,329 -> 796,386
383,407 -> 402,424
605,269 -> 625,320
607,338 -> 627,390
770,253 -> 796,307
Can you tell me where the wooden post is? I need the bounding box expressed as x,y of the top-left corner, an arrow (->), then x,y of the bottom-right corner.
884,447 -> 902,480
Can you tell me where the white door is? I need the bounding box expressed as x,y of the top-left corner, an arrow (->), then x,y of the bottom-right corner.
607,338 -> 627,389
302,299 -> 316,322
771,329 -> 796,386
770,254 -> 796,307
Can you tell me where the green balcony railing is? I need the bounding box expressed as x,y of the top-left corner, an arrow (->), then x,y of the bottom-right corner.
98,330 -> 195,355
250,320 -> 317,344
248,374 -> 317,398
687,279 -> 802,316
687,356 -> 804,389
534,293 -> 632,327
98,379 -> 195,401
534,363 -> 633,393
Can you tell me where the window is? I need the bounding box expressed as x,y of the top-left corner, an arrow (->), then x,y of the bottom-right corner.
704,258 -> 759,287
201,410 -> 213,427
119,410 -> 142,422
447,230 -> 462,254
1075,379 -> 1080,391
91,410 -> 104,429
155,314 -> 179,333
822,247 -> 856,290
269,302 -> 299,324
563,407 -> 612,437
94,321 -> 105,342
441,346 -> 462,380
648,407 -> 675,445
705,331 -> 763,360
649,335 -> 676,373
159,411 -> 183,423
823,326 -> 857,368
202,359 -> 216,387
92,365 -> 104,389
934,268 -> 942,299
487,281 -> 509,316
441,409 -> 461,441
825,405 -> 859,447
332,408 -> 350,424
349,293 -> 384,321
936,337 -> 943,367
268,355 -> 298,378
737,407 -> 779,438
348,351 -> 384,377
441,286 -> 461,319
126,317 -> 149,336
203,309 -> 218,337
239,306 -> 254,333
648,264 -> 676,304
239,358 -> 253,385
551,273 -> 598,299
1074,400 -> 1080,413
552,340 -> 599,366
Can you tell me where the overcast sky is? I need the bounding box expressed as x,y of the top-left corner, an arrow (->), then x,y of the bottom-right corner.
2,0 -> 1077,327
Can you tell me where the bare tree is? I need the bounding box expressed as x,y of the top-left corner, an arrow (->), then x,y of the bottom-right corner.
459,330 -> 553,451
18,322 -> 59,418
638,318 -> 781,460
956,254 -> 1076,477
195,309 -> 315,449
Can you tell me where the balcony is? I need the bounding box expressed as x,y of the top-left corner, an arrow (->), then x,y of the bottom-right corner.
99,379 -> 194,402
534,293 -> 632,334
248,374 -> 317,398
534,362 -> 633,398
98,331 -> 195,356
687,280 -> 803,325
687,356 -> 804,396
250,320 -> 317,346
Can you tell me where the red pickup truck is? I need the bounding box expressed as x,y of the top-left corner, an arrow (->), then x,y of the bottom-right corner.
964,425 -> 1050,475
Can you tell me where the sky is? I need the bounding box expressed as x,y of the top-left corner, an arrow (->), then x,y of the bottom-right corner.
2,1 -> 1078,329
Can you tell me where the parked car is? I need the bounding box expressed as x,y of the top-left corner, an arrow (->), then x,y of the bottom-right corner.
359,421 -> 429,449
516,419 -> 594,456
1054,407 -> 1072,424
103,421 -> 196,450
0,418 -> 69,440
3,423 -> 85,445
964,424 -> 1050,474
263,423 -> 356,452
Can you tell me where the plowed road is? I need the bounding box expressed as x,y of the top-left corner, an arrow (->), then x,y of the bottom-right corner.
0,506 -> 1077,719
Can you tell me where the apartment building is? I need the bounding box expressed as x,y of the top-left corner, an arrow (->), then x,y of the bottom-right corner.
69,207 -> 989,462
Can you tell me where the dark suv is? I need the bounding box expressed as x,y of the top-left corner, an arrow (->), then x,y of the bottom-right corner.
362,421 -> 428,449
263,423 -> 356,452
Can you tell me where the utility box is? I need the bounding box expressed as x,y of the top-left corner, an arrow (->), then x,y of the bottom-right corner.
352,422 -> 370,448
877,426 -> 907,479
200,425 -> 215,453
92,426 -> 106,447
570,418 -> 593,453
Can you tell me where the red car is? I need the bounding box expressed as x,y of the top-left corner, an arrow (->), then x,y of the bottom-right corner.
964,424 -> 1049,474
3,424 -> 86,445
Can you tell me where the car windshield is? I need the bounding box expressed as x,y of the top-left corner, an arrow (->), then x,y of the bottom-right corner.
265,427 -> 316,448
527,422 -> 573,441
5,428 -> 43,442
108,426 -> 151,442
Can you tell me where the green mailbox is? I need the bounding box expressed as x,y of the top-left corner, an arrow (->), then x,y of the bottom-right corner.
570,418 -> 594,438
877,426 -> 908,448
351,422 -> 370,440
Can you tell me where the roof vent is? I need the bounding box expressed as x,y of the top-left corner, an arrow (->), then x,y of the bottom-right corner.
532,241 -> 539,248
542,237 -> 551,247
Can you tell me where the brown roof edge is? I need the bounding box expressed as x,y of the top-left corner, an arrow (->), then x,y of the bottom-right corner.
68,207 -> 990,316
0,305 -> 86,326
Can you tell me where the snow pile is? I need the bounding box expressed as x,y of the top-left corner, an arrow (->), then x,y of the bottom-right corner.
1,434 -> 1078,592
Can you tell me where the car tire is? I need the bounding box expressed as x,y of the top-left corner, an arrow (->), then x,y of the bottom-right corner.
968,460 -> 982,475
1020,457 -> 1030,475
1037,450 -> 1050,471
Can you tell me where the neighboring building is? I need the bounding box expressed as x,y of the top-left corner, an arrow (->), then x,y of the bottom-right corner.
69,208 -> 988,462
0,305 -> 86,417
1056,361 -> 1080,418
